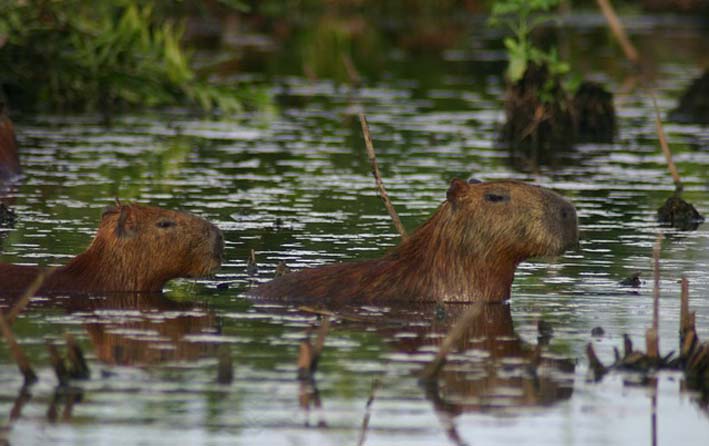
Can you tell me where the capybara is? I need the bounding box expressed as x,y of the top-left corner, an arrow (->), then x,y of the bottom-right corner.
250,178 -> 578,303
0,202 -> 223,297
0,104 -> 20,179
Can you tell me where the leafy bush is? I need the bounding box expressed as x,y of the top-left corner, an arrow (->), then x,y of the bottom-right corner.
489,0 -> 569,84
0,0 -> 250,113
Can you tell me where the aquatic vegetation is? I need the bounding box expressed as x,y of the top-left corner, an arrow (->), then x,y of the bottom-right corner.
0,1 -> 251,113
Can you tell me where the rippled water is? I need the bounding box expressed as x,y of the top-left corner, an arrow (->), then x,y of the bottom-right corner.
2,13 -> 709,446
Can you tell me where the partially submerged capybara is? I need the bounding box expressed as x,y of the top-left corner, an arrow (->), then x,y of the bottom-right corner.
0,202 -> 223,296
250,178 -> 578,303
0,103 -> 20,179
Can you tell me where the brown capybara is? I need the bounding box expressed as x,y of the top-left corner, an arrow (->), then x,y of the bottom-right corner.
0,104 -> 20,179
0,202 -> 223,297
250,178 -> 578,304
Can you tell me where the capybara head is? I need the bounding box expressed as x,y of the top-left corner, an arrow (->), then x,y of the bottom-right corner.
444,178 -> 578,262
88,202 -> 224,290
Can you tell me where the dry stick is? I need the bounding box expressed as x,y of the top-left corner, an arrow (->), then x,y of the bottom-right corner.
646,233 -> 663,359
356,378 -> 383,446
0,310 -> 37,385
586,343 -> 608,380
46,341 -> 69,386
359,113 -> 407,239
419,304 -> 484,381
595,0 -> 640,65
64,333 -> 90,380
5,269 -> 53,325
651,94 -> 683,190
310,317 -> 330,373
297,317 -> 331,379
680,277 -> 689,337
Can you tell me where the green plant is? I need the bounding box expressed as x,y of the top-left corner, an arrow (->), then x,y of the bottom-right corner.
0,0 -> 258,113
489,0 -> 569,83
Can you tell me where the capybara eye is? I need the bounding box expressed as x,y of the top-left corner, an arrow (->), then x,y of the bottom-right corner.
484,193 -> 509,203
156,220 -> 177,229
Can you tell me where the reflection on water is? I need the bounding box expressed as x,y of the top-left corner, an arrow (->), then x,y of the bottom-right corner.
1,11 -> 709,446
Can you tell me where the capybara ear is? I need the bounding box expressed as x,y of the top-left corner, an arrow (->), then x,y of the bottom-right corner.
101,205 -> 118,219
115,205 -> 137,238
446,178 -> 469,209
467,178 -> 482,184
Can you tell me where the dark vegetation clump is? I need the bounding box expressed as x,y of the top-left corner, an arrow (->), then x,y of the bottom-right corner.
501,63 -> 576,154
0,203 -> 16,227
573,81 -> 616,142
669,70 -> 709,124
657,194 -> 705,231
501,66 -> 619,159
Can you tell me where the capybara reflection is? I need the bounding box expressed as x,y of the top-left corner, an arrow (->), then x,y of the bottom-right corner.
251,179 -> 578,303
0,203 -> 223,296
0,104 -> 20,179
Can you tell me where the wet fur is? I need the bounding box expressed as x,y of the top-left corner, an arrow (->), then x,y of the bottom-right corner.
251,179 -> 578,304
0,203 -> 223,296
0,107 -> 20,179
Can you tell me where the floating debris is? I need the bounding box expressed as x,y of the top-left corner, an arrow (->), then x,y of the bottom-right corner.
619,272 -> 642,287
591,326 -> 605,337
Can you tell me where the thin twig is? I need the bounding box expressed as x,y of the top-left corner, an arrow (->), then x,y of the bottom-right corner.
419,304 -> 484,381
0,310 -> 37,385
595,0 -> 640,64
647,233 -> 663,359
64,333 -> 90,380
359,113 -> 407,239
680,276 -> 689,336
651,93 -> 682,190
297,317 -> 330,379
356,378 -> 382,446
5,269 -> 53,325
46,340 -> 69,386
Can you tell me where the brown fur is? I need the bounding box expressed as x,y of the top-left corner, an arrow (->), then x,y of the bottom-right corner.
0,106 -> 20,178
250,179 -> 578,304
0,203 -> 223,297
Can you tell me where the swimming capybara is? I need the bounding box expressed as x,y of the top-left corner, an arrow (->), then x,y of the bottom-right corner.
0,104 -> 20,179
250,178 -> 578,304
0,202 -> 223,297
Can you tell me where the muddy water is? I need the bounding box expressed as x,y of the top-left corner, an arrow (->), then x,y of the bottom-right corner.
1,13 -> 709,446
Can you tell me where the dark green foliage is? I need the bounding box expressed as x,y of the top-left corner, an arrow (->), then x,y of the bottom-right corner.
0,1 -> 249,113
